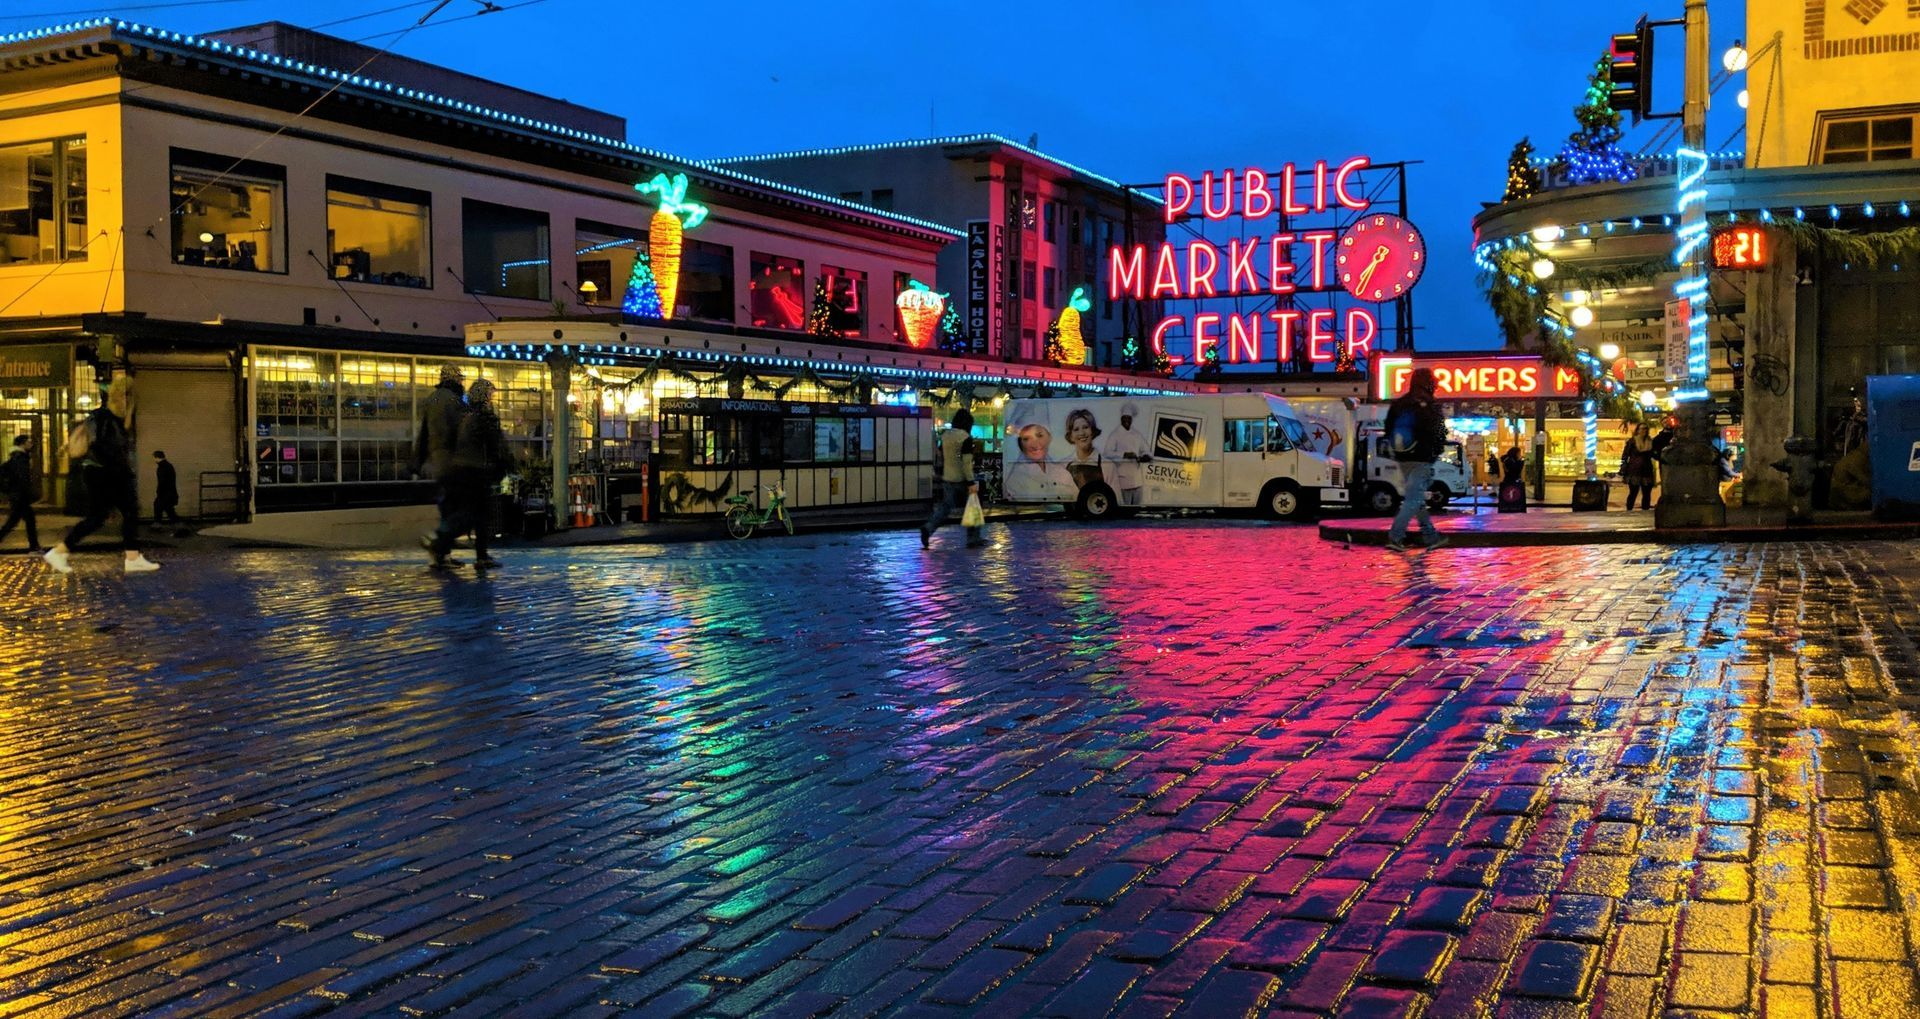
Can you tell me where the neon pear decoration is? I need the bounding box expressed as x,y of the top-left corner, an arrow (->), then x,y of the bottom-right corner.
894,279 -> 947,349
634,172 -> 710,320
1052,286 -> 1093,365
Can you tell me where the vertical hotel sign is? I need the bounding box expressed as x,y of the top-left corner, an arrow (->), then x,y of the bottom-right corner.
965,220 -> 991,352
0,343 -> 72,388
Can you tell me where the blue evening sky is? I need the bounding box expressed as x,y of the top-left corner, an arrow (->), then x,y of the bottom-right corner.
9,0 -> 1751,351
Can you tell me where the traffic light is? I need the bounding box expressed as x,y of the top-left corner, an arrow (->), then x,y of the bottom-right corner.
1609,17 -> 1654,122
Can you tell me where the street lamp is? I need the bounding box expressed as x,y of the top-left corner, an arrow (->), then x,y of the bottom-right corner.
1722,41 -> 1748,72
1737,89 -> 1750,109
1531,257 -> 1556,280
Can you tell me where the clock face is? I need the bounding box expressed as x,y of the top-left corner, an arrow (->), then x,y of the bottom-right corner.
1337,215 -> 1427,303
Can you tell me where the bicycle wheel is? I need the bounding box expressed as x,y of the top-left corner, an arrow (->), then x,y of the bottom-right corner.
725,506 -> 754,539
781,509 -> 794,535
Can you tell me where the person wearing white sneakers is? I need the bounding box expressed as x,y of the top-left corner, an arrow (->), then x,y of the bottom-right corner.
44,375 -> 159,575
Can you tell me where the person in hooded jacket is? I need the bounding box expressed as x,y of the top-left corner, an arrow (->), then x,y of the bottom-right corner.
46,376 -> 160,574
413,364 -> 467,566
431,378 -> 512,570
1381,367 -> 1449,552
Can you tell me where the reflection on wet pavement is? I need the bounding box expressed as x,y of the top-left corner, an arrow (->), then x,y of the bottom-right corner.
1,524 -> 1918,1017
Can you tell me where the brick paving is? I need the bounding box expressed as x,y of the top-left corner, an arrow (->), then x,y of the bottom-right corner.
2,523 -> 1920,1017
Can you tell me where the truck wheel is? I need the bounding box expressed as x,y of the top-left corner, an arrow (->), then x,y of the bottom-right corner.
1426,485 -> 1451,512
1261,480 -> 1308,522
1364,482 -> 1399,515
1075,484 -> 1117,521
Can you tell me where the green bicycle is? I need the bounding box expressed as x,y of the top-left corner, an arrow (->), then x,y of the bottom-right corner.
723,484 -> 794,539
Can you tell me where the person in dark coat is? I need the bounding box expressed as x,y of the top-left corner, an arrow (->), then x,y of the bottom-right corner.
1,434 -> 40,551
431,378 -> 512,570
152,449 -> 181,524
1619,423 -> 1659,510
412,364 -> 466,566
46,376 -> 159,574
1382,367 -> 1449,552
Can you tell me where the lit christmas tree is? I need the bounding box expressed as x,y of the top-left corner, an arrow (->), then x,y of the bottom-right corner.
621,247 -> 663,318
1042,320 -> 1067,364
1197,343 -> 1221,375
806,278 -> 834,337
1504,137 -> 1543,202
1558,54 -> 1639,186
937,301 -> 968,355
1121,335 -> 1143,369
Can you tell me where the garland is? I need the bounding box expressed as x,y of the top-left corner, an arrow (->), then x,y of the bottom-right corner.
1478,243 -> 1664,422
1766,218 -> 1920,269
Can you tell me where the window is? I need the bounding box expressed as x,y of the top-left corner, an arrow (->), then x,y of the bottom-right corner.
463,199 -> 549,300
893,270 -> 913,342
819,265 -> 868,338
1023,260 -> 1037,301
750,252 -> 807,329
1043,201 -> 1057,243
172,149 -> 284,273
1225,418 -> 1268,453
1022,190 -> 1037,231
1043,267 -> 1057,308
869,189 -> 894,211
0,137 -> 85,265
680,238 -> 734,322
1819,113 -> 1917,163
574,219 -> 640,309
338,354 -> 416,482
326,177 -> 429,288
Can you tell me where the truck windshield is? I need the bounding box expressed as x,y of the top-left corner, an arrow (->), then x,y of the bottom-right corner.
1271,415 -> 1307,450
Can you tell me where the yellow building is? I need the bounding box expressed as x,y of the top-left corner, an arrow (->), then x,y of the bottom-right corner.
1745,0 -> 1920,168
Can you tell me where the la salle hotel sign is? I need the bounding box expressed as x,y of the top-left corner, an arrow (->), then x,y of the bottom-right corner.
1110,158 -> 1427,366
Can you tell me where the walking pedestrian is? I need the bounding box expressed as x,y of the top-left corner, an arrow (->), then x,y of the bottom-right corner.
45,376 -> 160,574
412,364 -> 466,567
1619,424 -> 1658,510
1382,367 -> 1449,552
152,449 -> 181,524
920,408 -> 982,549
433,378 -> 511,570
1,434 -> 40,551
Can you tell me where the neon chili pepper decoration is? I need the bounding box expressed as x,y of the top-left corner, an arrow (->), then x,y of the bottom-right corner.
633,172 -> 710,320
1052,286 -> 1093,365
895,279 -> 947,349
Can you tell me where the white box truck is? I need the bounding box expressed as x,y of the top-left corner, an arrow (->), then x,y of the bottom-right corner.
1287,397 -> 1471,514
998,393 -> 1347,521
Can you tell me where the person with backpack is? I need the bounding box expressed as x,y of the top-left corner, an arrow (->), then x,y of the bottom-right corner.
430,378 -> 511,570
1382,367 -> 1449,552
45,375 -> 160,574
1,434 -> 40,551
921,408 -> 983,549
412,364 -> 467,567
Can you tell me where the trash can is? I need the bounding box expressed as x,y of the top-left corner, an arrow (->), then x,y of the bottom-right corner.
1866,375 -> 1920,519
1570,479 -> 1610,512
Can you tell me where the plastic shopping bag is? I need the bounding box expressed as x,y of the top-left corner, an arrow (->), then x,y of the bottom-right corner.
961,492 -> 985,528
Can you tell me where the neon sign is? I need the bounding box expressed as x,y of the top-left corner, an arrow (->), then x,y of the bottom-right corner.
1710,225 -> 1769,270
1114,158 -> 1423,365
1374,356 -> 1583,402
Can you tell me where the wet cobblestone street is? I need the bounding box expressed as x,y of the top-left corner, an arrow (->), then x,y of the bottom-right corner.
4,523 -> 1920,1018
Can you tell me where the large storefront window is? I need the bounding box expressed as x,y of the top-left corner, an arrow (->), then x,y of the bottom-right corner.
0,137 -> 86,265
819,265 -> 867,338
172,150 -> 284,273
338,355 -> 415,483
327,177 -> 430,288
749,252 -> 806,330
575,219 -> 640,309
464,199 -> 550,301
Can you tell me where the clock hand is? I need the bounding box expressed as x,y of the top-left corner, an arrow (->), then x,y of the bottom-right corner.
1354,245 -> 1390,294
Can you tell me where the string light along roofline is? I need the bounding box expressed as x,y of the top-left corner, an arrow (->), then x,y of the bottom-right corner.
704,133 -> 1164,205
1470,197 -> 1916,261
0,18 -> 963,242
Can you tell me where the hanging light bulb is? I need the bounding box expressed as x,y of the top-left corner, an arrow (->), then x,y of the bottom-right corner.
1530,225 -> 1564,244
1599,341 -> 1621,360
1737,89 -> 1750,109
1571,306 -> 1596,329
1723,41 -> 1748,72
1531,257 -> 1557,280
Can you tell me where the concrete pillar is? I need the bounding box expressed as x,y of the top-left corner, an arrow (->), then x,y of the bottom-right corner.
1743,236 -> 1798,508
548,352 -> 571,529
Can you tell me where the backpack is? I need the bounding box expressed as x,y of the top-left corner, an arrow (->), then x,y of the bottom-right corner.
1385,407 -> 1420,462
65,417 -> 95,463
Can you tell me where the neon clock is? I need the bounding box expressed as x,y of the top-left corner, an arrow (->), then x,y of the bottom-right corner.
1338,214 -> 1426,303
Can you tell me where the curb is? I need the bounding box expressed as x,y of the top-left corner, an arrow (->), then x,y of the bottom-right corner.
1319,520 -> 1920,548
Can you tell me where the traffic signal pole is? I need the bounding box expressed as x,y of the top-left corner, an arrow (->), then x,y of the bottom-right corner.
1655,0 -> 1729,526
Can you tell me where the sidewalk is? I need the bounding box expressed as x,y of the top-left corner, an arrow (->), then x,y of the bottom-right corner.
1321,505 -> 1920,547
531,503 -> 1057,548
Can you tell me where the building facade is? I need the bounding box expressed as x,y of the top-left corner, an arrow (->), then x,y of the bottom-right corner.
0,21 -> 1191,544
1470,1 -> 1920,508
710,135 -> 1166,368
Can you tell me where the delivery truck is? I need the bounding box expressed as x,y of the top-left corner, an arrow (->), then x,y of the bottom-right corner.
997,393 -> 1347,521
1287,397 -> 1471,515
